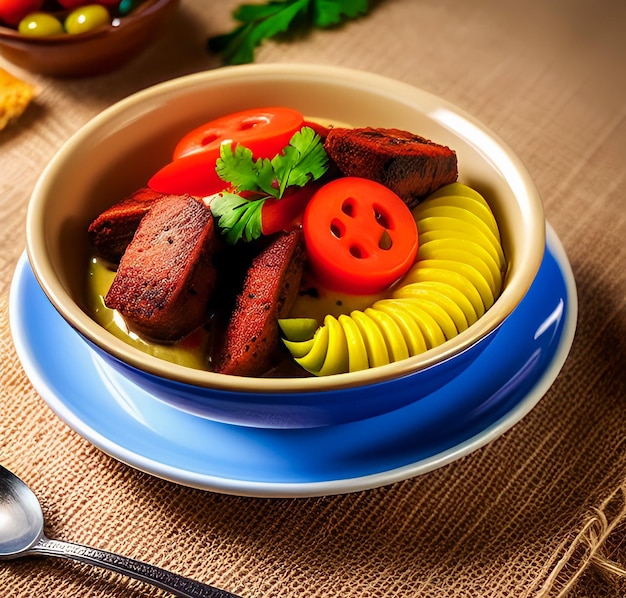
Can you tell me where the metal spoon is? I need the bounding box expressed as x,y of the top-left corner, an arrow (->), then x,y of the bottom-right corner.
0,465 -> 241,597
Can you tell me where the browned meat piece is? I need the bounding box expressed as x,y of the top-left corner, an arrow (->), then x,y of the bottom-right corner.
105,195 -> 217,341
324,127 -> 458,209
213,229 -> 305,377
88,187 -> 166,262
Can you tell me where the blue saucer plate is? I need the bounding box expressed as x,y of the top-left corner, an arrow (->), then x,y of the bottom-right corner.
9,225 -> 576,497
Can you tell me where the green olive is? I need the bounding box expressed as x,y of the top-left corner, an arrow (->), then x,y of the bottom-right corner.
18,12 -> 64,36
64,5 -> 110,35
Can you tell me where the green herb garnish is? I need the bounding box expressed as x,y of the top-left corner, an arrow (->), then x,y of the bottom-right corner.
209,126 -> 329,244
210,192 -> 265,244
208,0 -> 372,65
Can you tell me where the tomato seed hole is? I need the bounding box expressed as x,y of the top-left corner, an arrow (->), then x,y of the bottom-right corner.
239,116 -> 269,130
201,134 -> 220,146
349,244 -> 368,259
341,198 -> 356,217
379,230 -> 393,250
373,206 -> 391,229
330,218 -> 345,239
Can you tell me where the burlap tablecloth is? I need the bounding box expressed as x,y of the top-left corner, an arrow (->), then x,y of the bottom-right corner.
1,0 -> 625,596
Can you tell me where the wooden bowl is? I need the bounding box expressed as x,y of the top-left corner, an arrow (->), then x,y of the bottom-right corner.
0,0 -> 179,77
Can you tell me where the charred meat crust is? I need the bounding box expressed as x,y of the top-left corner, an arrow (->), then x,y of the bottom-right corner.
212,229 -> 305,377
324,127 -> 458,209
88,187 -> 167,262
104,194 -> 217,342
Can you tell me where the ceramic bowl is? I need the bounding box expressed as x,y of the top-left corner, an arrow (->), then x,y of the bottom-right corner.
0,0 -> 178,77
25,64 -> 546,428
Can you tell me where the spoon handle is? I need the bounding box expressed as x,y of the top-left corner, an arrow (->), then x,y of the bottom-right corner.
29,536 -> 241,598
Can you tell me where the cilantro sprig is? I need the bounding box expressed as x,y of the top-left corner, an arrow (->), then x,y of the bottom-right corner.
209,126 -> 329,244
209,193 -> 265,244
208,0 -> 372,65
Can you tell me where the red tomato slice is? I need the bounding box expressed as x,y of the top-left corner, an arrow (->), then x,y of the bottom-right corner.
148,150 -> 226,197
173,107 -> 304,160
303,177 -> 418,295
302,120 -> 331,141
149,107 -> 305,196
261,182 -> 321,236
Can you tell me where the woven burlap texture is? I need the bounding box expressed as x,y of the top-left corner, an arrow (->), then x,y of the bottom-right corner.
1,0 -> 625,595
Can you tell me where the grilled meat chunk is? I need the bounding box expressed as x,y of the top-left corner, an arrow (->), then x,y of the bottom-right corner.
324,127 -> 458,209
213,229 -> 305,377
105,194 -> 217,341
88,187 -> 166,262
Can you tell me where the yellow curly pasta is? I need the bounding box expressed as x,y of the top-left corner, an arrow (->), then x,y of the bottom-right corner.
279,183 -> 508,376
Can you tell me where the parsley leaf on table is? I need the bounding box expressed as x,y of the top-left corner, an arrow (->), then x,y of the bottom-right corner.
313,0 -> 370,27
208,0 -> 372,65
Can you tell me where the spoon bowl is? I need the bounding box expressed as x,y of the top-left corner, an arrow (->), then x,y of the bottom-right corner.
0,466 -> 43,557
0,464 -> 239,597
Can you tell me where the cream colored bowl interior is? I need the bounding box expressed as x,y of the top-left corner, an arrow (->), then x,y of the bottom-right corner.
26,64 -> 545,393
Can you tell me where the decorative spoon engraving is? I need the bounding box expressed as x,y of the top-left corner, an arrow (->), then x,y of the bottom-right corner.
0,465 -> 241,597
